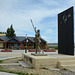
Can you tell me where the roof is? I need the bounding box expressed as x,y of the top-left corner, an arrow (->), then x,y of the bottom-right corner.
0,36 -> 46,43
0,36 -> 11,41
28,37 -> 35,42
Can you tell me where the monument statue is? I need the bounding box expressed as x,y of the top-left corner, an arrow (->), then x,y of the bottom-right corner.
30,19 -> 40,54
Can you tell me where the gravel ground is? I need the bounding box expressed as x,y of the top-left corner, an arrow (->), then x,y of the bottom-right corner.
0,65 -> 75,75
0,57 -> 75,75
0,65 -> 62,75
3,57 -> 22,63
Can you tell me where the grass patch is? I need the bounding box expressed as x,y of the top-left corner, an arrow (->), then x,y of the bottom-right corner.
29,67 -> 34,69
0,66 -> 4,69
16,61 -> 19,63
41,67 -> 49,70
0,69 -> 39,75
3,57 -> 22,62
0,60 -> 4,63
19,64 -> 22,66
9,57 -> 22,60
63,68 -> 68,71
48,46 -> 58,50
0,66 -> 38,75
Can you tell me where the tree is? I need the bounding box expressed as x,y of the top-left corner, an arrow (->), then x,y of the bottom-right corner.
6,24 -> 16,37
0,32 -> 6,34
0,32 -> 2,34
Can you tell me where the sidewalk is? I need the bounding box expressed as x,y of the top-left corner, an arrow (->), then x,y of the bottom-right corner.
0,50 -> 24,60
0,50 -> 58,60
0,72 -> 18,75
0,63 -> 20,66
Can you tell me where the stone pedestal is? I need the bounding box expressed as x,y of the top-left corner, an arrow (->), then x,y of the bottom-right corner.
31,53 -> 47,56
22,53 -> 57,69
22,53 -> 75,69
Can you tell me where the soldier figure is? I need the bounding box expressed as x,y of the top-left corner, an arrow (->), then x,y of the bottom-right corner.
34,29 -> 40,54
30,19 -> 41,54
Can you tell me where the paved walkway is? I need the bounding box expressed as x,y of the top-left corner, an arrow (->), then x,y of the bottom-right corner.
0,50 -> 58,60
0,63 -> 20,66
0,61 -> 31,75
0,72 -> 18,75
0,61 -> 31,67
0,61 -> 31,68
19,61 -> 32,68
0,50 -> 24,60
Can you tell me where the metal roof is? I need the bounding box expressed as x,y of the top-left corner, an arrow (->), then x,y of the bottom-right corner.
0,36 -> 46,43
0,36 -> 11,41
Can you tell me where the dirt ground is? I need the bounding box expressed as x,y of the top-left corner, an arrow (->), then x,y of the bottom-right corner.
0,57 -> 74,75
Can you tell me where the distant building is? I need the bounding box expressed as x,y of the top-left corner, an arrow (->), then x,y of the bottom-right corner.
0,36 -> 46,49
0,34 -> 6,36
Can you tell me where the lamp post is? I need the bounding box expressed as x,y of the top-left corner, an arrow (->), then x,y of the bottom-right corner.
25,34 -> 27,53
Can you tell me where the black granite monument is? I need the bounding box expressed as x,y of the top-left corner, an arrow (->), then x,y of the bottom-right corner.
58,7 -> 74,55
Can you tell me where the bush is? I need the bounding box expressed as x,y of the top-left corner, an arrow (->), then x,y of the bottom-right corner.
27,46 -> 34,49
0,60 -> 3,63
63,68 -> 68,71
41,67 -> 48,70
5,48 -> 8,50
54,46 -> 58,50
48,46 -> 58,50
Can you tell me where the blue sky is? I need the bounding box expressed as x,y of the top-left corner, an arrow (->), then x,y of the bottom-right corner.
0,0 -> 75,43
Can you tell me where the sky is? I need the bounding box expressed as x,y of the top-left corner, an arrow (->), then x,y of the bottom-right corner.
0,0 -> 75,43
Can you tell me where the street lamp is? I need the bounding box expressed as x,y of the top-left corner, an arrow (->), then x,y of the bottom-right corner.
25,34 -> 27,53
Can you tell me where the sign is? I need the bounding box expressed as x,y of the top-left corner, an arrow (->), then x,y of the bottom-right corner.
58,7 -> 74,55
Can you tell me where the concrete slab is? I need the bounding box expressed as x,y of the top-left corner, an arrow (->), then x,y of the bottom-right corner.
0,63 -> 20,65
0,56 -> 21,60
0,72 -> 18,75
69,69 -> 75,72
19,61 -> 32,68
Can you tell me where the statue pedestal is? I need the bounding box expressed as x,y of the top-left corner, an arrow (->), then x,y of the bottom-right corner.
31,53 -> 47,56
22,53 -> 57,69
22,53 -> 75,69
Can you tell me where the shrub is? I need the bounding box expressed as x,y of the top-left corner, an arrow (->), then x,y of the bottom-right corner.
41,67 -> 48,70
5,48 -> 8,50
0,60 -> 3,63
48,46 -> 58,50
63,68 -> 68,71
27,46 -> 34,49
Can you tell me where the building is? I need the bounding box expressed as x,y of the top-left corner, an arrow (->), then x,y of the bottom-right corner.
0,36 -> 46,49
0,34 -> 6,36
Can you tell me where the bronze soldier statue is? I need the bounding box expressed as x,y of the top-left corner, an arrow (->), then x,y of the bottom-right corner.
30,19 -> 41,54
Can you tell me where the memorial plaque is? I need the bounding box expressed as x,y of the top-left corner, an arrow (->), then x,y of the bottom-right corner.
29,58 -> 32,64
58,7 -> 74,55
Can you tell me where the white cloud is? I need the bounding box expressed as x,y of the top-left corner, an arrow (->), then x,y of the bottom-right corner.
0,0 -> 75,43
41,35 -> 57,43
43,29 -> 56,35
